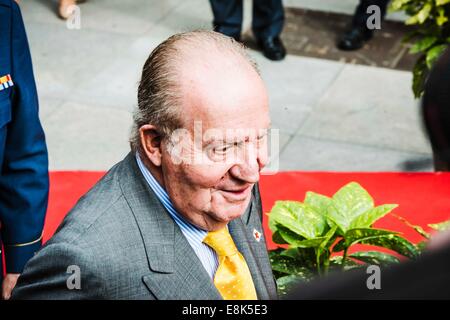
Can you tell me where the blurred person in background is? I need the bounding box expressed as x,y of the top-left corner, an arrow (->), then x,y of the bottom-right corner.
209,0 -> 286,61
337,0 -> 390,51
422,47 -> 450,172
0,0 -> 49,300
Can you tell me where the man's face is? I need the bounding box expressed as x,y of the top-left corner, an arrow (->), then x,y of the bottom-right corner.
160,56 -> 270,231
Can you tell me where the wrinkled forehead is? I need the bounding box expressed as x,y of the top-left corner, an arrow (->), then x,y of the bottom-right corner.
176,52 -> 270,133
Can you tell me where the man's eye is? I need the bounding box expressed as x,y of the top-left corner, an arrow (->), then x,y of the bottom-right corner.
214,146 -> 230,154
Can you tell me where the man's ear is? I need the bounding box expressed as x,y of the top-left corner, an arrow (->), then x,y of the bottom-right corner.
139,124 -> 163,167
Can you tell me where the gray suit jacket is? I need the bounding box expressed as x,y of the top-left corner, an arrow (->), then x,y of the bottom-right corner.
12,153 -> 278,300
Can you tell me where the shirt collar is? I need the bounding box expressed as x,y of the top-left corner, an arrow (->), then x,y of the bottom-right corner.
135,152 -> 208,240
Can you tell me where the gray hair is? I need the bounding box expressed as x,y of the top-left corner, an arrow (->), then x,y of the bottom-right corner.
130,29 -> 259,152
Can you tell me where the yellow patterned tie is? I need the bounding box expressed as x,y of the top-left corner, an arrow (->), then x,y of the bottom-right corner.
203,227 -> 257,300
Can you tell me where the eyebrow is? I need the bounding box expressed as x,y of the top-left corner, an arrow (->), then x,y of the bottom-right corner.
203,129 -> 270,146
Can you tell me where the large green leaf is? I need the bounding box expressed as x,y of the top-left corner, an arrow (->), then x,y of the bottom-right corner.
349,204 -> 398,229
327,182 -> 374,233
417,3 -> 432,23
276,225 -> 329,248
350,251 -> 400,266
333,228 -> 399,252
304,191 -> 332,215
405,3 -> 432,25
390,0 -> 413,11
268,213 -> 279,233
409,36 -> 438,54
429,219 -> 450,231
426,44 -> 448,69
269,201 -> 328,239
360,235 -> 419,259
329,256 -> 363,271
333,228 -> 417,258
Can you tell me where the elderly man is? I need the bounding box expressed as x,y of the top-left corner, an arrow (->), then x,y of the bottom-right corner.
12,30 -> 277,300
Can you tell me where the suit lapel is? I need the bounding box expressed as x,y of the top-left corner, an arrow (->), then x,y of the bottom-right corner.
228,185 -> 278,300
142,227 -> 222,300
119,153 -> 221,300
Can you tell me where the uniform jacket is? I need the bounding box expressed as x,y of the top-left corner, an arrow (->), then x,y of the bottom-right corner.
0,0 -> 49,281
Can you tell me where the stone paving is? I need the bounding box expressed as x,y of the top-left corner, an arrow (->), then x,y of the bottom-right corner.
19,0 -> 432,171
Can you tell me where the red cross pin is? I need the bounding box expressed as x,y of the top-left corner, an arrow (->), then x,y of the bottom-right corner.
253,229 -> 262,242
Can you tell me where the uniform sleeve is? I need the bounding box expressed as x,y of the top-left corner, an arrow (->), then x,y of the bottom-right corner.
0,0 -> 49,273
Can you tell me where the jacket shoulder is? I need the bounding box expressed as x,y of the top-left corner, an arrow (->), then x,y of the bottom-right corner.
46,159 -> 132,246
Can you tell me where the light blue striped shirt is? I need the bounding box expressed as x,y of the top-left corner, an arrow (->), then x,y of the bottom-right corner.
135,153 -> 219,279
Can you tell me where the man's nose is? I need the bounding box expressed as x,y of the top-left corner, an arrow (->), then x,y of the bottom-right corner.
229,144 -> 263,184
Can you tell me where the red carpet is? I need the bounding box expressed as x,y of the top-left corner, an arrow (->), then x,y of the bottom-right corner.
45,171 -> 450,252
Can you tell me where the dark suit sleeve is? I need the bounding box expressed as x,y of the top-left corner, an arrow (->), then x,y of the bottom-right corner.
0,0 -> 49,273
11,243 -> 106,300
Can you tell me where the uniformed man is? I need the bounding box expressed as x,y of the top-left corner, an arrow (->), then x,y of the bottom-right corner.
0,0 -> 49,300
337,0 -> 390,51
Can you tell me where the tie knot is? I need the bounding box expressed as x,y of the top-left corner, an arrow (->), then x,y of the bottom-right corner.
203,227 -> 238,257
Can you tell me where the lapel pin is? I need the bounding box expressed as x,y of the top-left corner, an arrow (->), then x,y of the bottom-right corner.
253,229 -> 262,242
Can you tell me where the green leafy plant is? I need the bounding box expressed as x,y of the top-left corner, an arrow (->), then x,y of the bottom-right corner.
390,0 -> 450,97
268,182 -> 423,296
